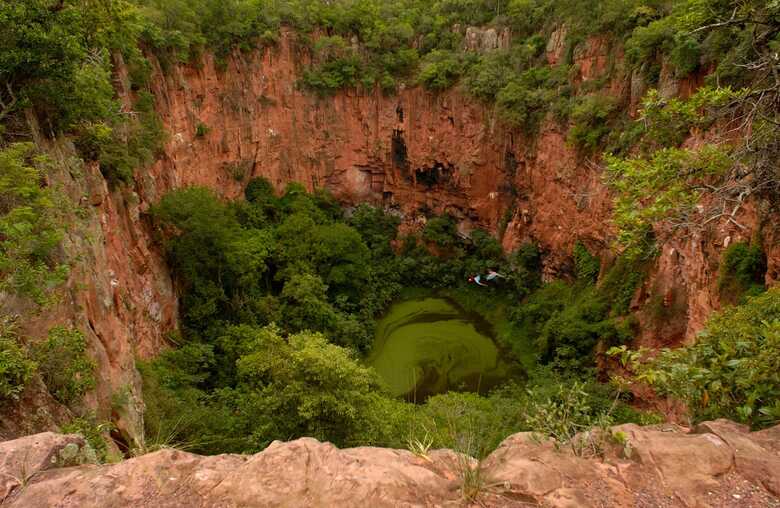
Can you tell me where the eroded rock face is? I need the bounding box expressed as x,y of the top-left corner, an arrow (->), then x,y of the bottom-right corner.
5,149 -> 177,448
2,420 -> 779,507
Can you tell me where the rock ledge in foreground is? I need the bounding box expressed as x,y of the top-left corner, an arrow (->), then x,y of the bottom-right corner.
1,420 -> 779,507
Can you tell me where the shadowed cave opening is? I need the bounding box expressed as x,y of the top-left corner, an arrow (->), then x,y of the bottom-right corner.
392,129 -> 408,169
411,162 -> 457,189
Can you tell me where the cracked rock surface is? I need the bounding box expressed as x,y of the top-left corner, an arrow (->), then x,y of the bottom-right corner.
1,419 -> 778,507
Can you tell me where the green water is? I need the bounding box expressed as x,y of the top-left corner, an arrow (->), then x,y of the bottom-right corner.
368,294 -> 513,401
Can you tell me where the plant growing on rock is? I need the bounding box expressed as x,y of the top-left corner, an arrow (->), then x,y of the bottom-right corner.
717,242 -> 766,303
418,50 -> 467,91
61,416 -> 117,463
0,143 -> 69,306
604,144 -> 732,257
567,94 -> 619,153
522,380 -> 616,457
0,318 -> 36,403
33,327 -> 96,407
611,288 -> 780,428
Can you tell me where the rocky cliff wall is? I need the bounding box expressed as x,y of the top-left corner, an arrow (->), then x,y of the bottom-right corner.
3,142 -> 177,449
141,29 -> 777,343
141,29 -> 619,278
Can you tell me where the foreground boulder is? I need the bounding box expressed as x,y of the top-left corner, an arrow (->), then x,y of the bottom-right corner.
1,420 -> 778,507
0,432 -> 97,501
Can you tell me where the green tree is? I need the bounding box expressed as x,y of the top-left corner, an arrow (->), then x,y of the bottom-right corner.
280,272 -> 339,332
0,0 -> 139,130
0,318 -> 36,402
0,143 -> 68,306
567,95 -> 619,152
635,288 -> 780,428
233,326 -> 388,446
464,51 -> 514,102
310,223 -> 370,303
151,187 -> 248,328
349,204 -> 400,255
418,50 -> 465,91
142,325 -> 399,453
605,145 -> 732,257
717,242 -> 766,303
33,326 -> 96,406
495,78 -> 548,131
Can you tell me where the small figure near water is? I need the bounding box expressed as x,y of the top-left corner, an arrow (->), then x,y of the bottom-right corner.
469,269 -> 506,287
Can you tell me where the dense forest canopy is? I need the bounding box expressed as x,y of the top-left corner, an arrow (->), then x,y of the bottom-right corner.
0,0 -> 778,461
141,180 -> 662,454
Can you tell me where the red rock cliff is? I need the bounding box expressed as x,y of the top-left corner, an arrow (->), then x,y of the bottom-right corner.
142,29 -> 777,340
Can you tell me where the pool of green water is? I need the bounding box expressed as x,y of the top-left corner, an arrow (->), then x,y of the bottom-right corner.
368,294 -> 513,401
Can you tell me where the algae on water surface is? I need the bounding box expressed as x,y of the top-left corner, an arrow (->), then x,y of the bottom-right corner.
368,295 -> 512,400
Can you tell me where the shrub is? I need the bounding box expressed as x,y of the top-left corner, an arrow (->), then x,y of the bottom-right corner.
638,288 -> 780,428
422,215 -> 459,248
598,254 -> 647,315
349,204 -> 401,254
625,16 -> 676,68
61,416 -> 115,463
243,176 -> 279,222
573,242 -> 600,284
509,251 -> 639,373
535,286 -> 619,370
463,52 -> 513,102
379,47 -> 420,77
605,144 -> 733,256
567,95 -> 619,152
77,91 -> 166,185
506,242 -> 543,297
0,319 -> 36,403
142,325 -> 399,453
33,327 -> 96,406
195,122 -> 210,137
418,50 -> 464,91
717,242 -> 766,303
244,177 -> 276,204
414,389 -> 522,459
495,79 -> 546,130
523,380 -> 613,455
638,87 -> 737,149
0,143 -> 69,305
301,55 -> 365,94
670,36 -> 702,77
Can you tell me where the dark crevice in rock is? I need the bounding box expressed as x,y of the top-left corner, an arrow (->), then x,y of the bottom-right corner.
109,426 -> 131,458
412,162 -> 457,190
391,129 -> 408,170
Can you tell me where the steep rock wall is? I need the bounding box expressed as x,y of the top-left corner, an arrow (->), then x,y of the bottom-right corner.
141,30 -> 620,275
142,29 -> 777,343
5,145 -> 177,447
